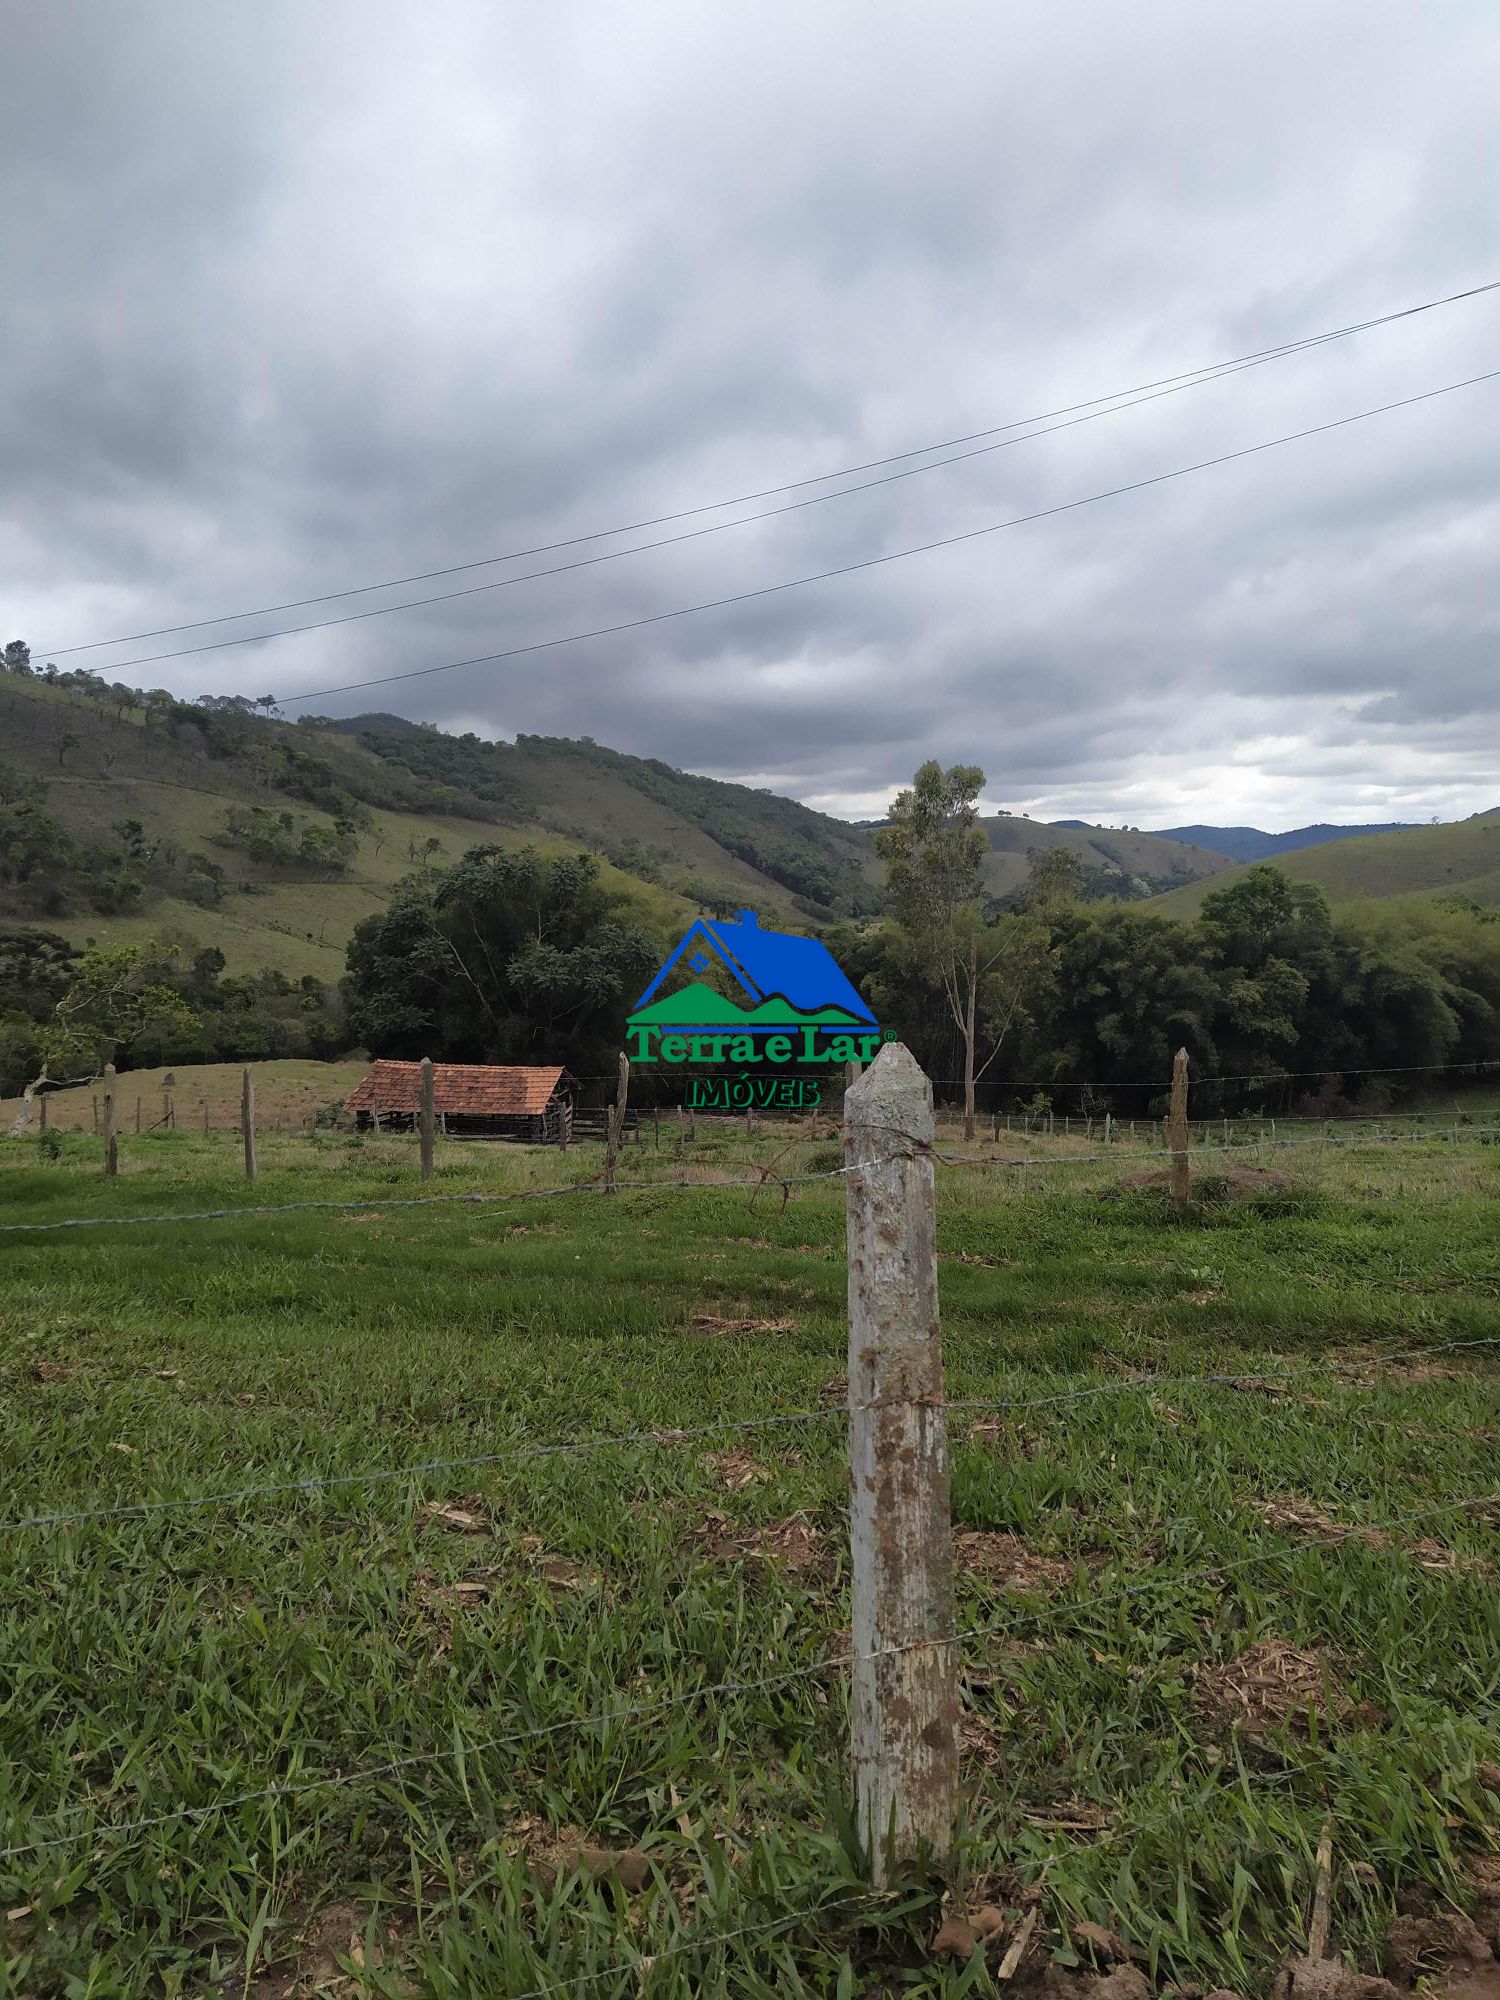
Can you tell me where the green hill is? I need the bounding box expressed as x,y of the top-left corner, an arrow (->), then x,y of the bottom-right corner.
0,666 -> 1240,986
0,674 -> 693,977
973,813 -> 1235,902
1148,811 -> 1500,916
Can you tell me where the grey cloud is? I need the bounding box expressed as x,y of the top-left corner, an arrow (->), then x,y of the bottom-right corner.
3,0 -> 1499,830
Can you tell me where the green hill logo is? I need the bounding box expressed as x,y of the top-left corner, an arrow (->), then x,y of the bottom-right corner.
627,909 -> 886,1107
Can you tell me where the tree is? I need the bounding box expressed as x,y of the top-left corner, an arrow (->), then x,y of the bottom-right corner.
4,640 -> 32,676
57,730 -> 80,769
343,846 -> 662,1073
1017,845 -> 1084,913
8,943 -> 201,1134
875,761 -> 1048,1138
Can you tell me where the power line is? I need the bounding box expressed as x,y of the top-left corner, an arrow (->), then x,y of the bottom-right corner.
48,351 -> 1347,678
270,368 -> 1500,707
35,276 -> 1500,660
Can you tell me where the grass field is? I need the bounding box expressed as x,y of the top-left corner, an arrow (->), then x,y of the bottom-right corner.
1,1115 -> 1498,1996
1150,812 -> 1500,917
1,1059 -> 374,1135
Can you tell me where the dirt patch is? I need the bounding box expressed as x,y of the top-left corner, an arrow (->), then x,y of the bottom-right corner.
27,1360 -> 79,1382
694,1510 -> 827,1576
1327,1349 -> 1472,1387
1111,1163 -> 1296,1198
419,1495 -> 495,1535
953,1530 -> 1093,1595
505,1816 -> 654,1895
700,1447 -> 773,1491
1249,1495 -> 1483,1573
1384,1912 -> 1494,1986
227,1898 -> 411,1998
960,1703 -> 1008,1771
965,1416 -> 1040,1456
515,1534 -> 603,1594
1192,1638 -> 1365,1737
1267,1959 -> 1401,2000
688,1312 -> 795,1337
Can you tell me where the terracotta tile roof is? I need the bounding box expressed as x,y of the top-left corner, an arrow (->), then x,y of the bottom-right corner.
346,1060 -> 568,1117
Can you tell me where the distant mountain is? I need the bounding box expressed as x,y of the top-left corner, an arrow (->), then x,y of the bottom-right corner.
1149,810 -> 1500,915
981,817 -> 1233,902
1146,821 -> 1425,862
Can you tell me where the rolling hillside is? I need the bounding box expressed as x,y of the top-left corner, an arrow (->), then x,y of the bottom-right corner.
0,671 -> 1244,983
1149,810 -> 1500,915
1145,819 -> 1424,861
0,676 -> 695,977
976,813 -> 1234,900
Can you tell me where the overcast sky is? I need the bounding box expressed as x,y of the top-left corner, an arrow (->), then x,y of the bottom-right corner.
5,2 -> 1498,830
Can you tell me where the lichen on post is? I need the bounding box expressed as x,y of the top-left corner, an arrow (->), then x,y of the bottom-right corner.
843,1041 -> 959,1883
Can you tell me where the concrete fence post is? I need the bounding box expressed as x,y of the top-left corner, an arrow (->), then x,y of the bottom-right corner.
843,1043 -> 959,1883
419,1057 -> 435,1182
1167,1047 -> 1191,1216
241,1067 -> 257,1183
102,1064 -> 118,1177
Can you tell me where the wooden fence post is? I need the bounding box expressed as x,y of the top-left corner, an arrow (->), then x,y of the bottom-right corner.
102,1064 -> 118,1176
1167,1047 -> 1191,1215
134,1095 -> 142,1134
604,1052 -> 629,1192
91,1094 -> 99,1135
202,1098 -> 209,1133
843,1043 -> 958,1883
39,1093 -> 48,1132
419,1057 -> 435,1181
241,1067 -> 257,1183
1104,1111 -> 1112,1147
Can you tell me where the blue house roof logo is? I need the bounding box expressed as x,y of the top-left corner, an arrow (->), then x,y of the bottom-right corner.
629,908 -> 877,1033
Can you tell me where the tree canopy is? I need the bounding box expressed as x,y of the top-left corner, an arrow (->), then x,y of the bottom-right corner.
342,846 -> 663,1074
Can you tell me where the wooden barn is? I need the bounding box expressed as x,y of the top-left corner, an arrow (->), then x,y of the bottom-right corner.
345,1061 -> 574,1144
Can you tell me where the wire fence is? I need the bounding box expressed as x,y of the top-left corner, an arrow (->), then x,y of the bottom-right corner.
4,1055 -> 1498,1988
7,1331 -> 1498,1540
3,1114 -> 1495,1238
4,1478 -> 1493,1870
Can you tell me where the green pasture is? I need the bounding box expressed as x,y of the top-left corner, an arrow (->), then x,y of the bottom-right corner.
1,1121 -> 1497,1996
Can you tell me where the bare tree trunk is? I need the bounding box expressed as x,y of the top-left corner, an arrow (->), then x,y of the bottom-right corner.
962,936 -> 978,1143
604,1052 -> 629,1192
9,1071 -> 48,1138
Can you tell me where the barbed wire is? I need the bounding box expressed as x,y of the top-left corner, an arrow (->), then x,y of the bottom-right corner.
0,1160 -> 854,1236
4,1482 -> 1491,1870
4,1117 -> 1496,1240
7,1332 -> 1495,1539
495,1895 -> 875,2000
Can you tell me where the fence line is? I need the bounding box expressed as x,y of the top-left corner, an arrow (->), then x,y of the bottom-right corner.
5,1481 -> 1491,1870
4,1118 -> 1496,1240
4,1037 -> 1498,1958
8,1330 -> 1496,1542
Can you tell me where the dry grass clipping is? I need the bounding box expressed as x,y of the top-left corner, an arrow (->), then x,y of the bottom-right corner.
1192,1638 -> 1366,1737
